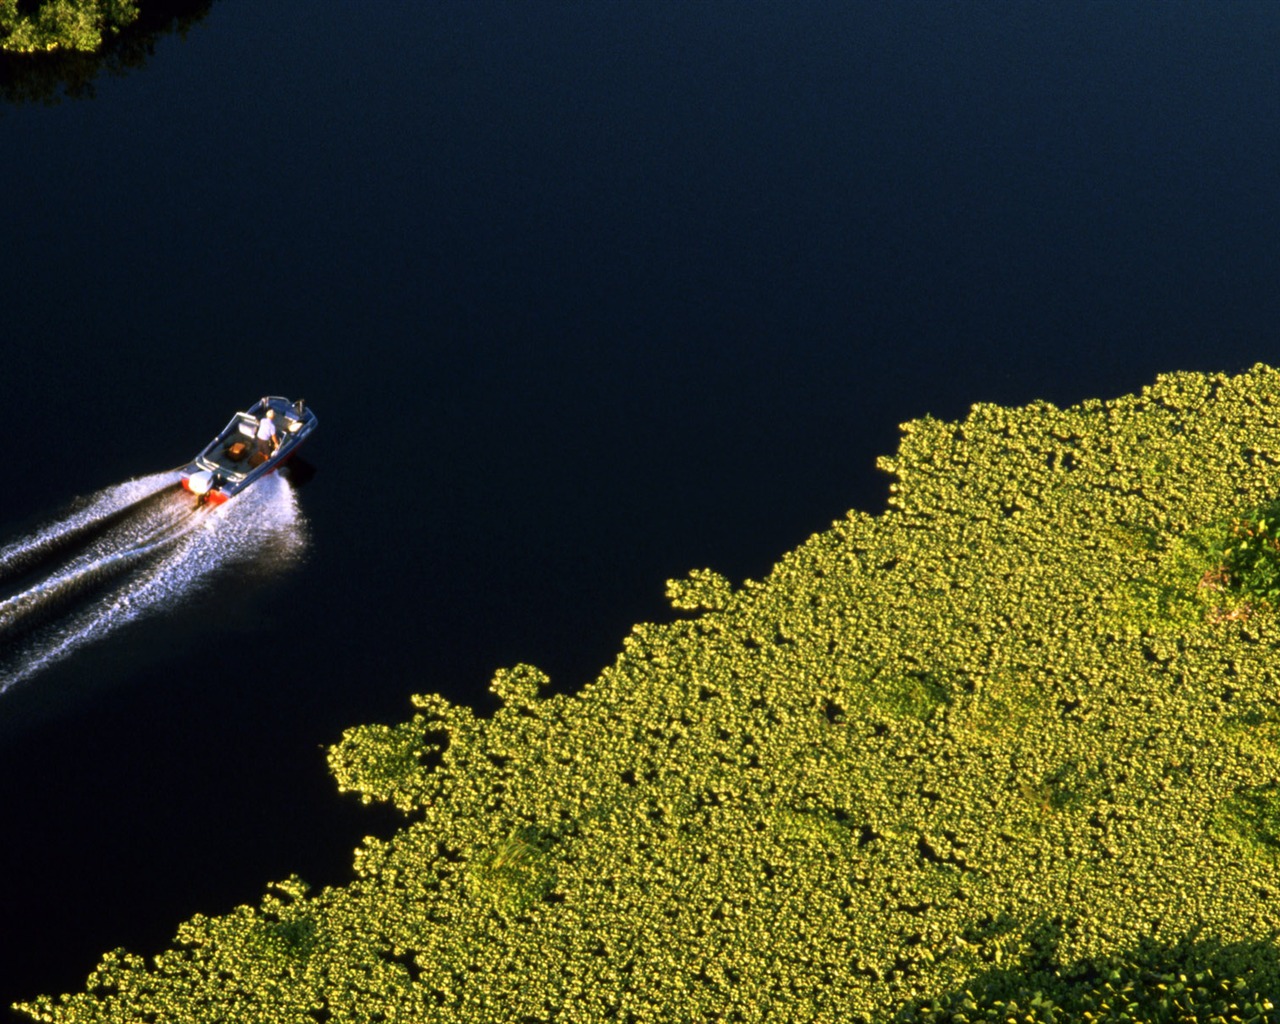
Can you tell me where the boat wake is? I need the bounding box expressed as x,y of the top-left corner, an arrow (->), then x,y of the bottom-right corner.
0,471 -> 307,692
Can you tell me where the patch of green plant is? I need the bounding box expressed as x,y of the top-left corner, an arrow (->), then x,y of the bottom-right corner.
255,915 -> 318,958
957,669 -> 1055,747
327,718 -> 442,812
1214,783 -> 1280,855
897,932 -> 1280,1024
465,826 -> 556,915
1214,498 -> 1280,607
865,667 -> 953,721
1017,760 -> 1100,818
772,805 -> 859,851
1117,526 -> 1226,630
666,568 -> 735,611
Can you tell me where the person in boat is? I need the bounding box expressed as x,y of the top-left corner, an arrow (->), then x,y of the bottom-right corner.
255,408 -> 281,457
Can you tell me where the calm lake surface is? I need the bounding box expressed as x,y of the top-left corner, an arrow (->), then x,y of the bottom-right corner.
3,1 -> 1280,1012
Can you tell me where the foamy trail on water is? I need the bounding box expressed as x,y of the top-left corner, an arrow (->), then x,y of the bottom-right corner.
0,503 -> 203,634
0,473 -> 307,691
0,472 -> 182,585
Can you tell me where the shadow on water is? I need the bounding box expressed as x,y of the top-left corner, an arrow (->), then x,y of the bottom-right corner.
0,0 -> 216,106
281,454 -> 318,490
892,919 -> 1280,1022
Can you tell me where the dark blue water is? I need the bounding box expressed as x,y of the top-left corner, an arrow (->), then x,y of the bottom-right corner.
3,1 -> 1280,1012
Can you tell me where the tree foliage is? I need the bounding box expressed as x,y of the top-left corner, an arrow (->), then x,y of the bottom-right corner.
0,0 -> 138,54
17,365 -> 1280,1022
0,0 -> 211,104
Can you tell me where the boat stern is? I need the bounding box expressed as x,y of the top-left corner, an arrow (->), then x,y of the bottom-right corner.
181,468 -> 230,504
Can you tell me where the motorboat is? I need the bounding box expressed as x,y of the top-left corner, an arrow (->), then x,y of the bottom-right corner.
180,396 -> 317,505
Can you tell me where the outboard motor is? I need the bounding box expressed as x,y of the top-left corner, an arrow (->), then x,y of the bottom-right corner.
185,470 -> 226,505
185,470 -> 215,496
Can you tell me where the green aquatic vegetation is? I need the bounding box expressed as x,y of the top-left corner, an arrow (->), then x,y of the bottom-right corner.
17,365 -> 1280,1022
465,826 -> 557,915
864,667 -> 954,721
1214,783 -> 1280,856
666,567 -> 735,611
1214,498 -> 1280,609
897,933 -> 1280,1023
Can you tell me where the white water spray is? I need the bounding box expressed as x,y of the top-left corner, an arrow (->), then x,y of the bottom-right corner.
0,471 -> 180,584
0,472 -> 307,691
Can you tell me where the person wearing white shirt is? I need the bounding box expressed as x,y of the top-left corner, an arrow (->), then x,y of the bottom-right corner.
255,409 -> 280,457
